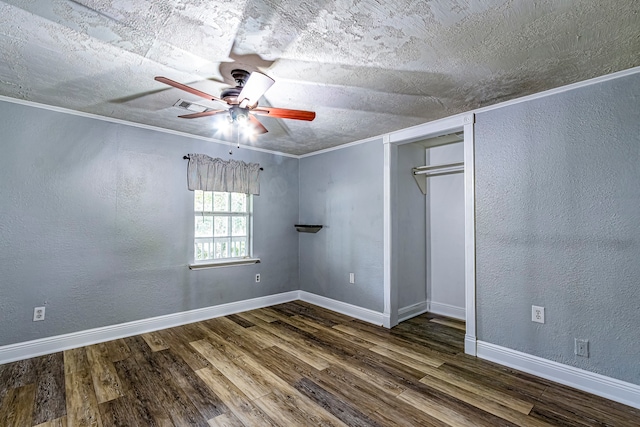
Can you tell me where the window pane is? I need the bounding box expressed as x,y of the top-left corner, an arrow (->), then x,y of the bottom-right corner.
230,238 -> 247,258
214,238 -> 230,258
195,216 -> 213,237
231,216 -> 246,236
214,216 -> 229,237
213,192 -> 229,212
193,191 -> 251,262
195,239 -> 213,260
203,191 -> 213,212
194,190 -> 204,212
230,193 -> 247,212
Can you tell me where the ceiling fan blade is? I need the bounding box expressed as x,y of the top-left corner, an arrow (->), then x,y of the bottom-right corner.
238,72 -> 274,108
155,76 -> 226,105
178,110 -> 227,119
252,107 -> 316,121
249,115 -> 268,134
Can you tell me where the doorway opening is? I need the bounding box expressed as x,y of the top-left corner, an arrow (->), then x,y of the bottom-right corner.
383,114 -> 476,355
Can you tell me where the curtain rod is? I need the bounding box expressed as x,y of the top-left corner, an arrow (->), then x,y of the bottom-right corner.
183,155 -> 263,170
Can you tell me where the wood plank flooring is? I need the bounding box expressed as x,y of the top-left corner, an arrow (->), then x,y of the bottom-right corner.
1,301 -> 638,426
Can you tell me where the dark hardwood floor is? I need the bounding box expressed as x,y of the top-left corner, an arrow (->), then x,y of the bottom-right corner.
1,301 -> 638,426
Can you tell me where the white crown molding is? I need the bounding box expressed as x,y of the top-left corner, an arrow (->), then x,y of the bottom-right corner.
477,341 -> 640,410
298,291 -> 387,326
0,291 -> 299,365
298,134 -> 384,158
0,95 -> 299,159
3,67 -> 638,160
473,65 -> 640,115
305,65 -> 640,156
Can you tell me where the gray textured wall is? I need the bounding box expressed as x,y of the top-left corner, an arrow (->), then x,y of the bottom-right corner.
0,101 -> 299,347
396,143 -> 427,309
298,140 -> 384,312
475,73 -> 640,385
427,142 -> 465,313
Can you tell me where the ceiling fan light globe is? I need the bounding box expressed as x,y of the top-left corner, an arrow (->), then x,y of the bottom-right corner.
242,126 -> 257,139
216,119 -> 233,138
236,113 -> 249,124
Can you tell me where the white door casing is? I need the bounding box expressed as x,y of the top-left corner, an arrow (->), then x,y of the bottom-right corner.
383,113 -> 477,356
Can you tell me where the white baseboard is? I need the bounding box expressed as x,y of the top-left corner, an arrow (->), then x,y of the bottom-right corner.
398,301 -> 430,322
428,301 -> 465,320
398,301 -> 476,356
0,291 -> 299,365
0,291 -> 390,364
7,295 -> 637,411
465,335 -> 477,356
299,291 -> 388,326
477,341 -> 640,410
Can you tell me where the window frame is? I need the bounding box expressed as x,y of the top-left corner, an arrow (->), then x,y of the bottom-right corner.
189,190 -> 260,269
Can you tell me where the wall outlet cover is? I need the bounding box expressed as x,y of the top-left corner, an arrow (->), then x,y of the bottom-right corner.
33,306 -> 45,322
532,305 -> 544,323
575,338 -> 589,357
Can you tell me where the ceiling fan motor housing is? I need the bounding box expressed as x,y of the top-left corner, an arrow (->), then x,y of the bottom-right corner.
221,87 -> 241,103
222,69 -> 252,103
231,69 -> 251,87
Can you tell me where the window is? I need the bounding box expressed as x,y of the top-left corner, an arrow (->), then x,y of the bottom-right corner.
194,190 -> 251,262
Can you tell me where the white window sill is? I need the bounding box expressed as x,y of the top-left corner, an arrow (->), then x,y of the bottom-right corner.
189,258 -> 261,270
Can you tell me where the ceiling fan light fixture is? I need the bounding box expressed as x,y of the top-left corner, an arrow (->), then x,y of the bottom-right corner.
217,107 -> 255,138
216,119 -> 233,138
241,125 -> 257,138
155,70 -> 315,139
236,113 -> 249,124
229,106 -> 250,123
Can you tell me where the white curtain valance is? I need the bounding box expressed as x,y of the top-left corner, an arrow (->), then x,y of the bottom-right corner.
186,154 -> 261,195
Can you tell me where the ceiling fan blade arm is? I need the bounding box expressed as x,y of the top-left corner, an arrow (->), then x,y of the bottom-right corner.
249,115 -> 269,134
155,76 -> 226,104
178,110 -> 226,119
238,72 -> 275,108
253,107 -> 316,121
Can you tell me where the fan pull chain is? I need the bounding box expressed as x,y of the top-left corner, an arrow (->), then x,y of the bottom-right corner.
228,127 -> 235,155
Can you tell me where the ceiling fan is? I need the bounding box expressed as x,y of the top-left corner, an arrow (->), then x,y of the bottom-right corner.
154,69 -> 315,134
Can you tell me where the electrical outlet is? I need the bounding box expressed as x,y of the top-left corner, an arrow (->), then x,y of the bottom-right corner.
33,306 -> 45,322
255,273 -> 260,283
532,305 -> 544,323
349,273 -> 355,284
575,339 -> 589,357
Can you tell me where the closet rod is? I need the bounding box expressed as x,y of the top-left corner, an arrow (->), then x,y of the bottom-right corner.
413,161 -> 463,176
413,161 -> 463,173
415,169 -> 463,178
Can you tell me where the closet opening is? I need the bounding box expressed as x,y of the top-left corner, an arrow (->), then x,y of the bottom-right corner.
383,113 -> 476,355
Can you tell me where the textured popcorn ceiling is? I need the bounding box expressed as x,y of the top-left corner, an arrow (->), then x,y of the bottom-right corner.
0,1 -> 638,155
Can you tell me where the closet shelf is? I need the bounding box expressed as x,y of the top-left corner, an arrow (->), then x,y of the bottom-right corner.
295,224 -> 323,233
